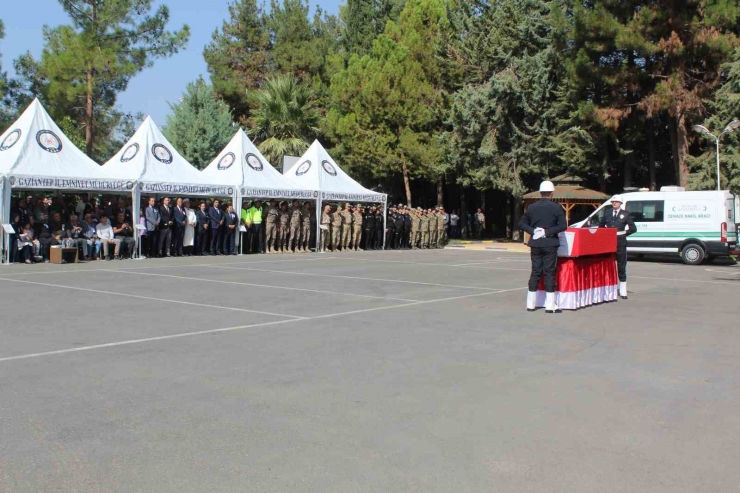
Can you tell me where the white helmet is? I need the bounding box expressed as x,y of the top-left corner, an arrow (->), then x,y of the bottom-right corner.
539,181 -> 555,193
610,194 -> 624,203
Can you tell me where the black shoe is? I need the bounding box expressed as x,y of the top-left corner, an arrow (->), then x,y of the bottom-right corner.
527,308 -> 535,312
620,295 -> 628,300
546,309 -> 562,314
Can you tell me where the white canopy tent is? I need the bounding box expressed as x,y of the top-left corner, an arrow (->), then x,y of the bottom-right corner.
103,116 -> 235,255
284,140 -> 387,250
203,129 -> 316,251
0,99 -> 130,263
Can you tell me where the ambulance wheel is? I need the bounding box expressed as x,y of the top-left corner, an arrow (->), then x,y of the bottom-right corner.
681,243 -> 705,265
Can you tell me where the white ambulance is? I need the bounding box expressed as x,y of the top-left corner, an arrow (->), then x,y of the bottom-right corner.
572,187 -> 737,265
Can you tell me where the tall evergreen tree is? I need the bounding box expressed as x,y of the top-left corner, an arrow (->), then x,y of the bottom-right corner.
340,0 -> 402,57
11,1 -> 189,157
163,79 -> 235,169
203,0 -> 271,123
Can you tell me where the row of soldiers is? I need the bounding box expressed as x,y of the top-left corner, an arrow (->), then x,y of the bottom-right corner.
386,205 -> 447,250
262,199 -> 313,254
320,203 -> 369,252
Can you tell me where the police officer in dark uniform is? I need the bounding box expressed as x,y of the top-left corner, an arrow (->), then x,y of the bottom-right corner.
402,207 -> 412,249
518,180 -> 567,313
394,206 -> 405,249
364,206 -> 376,250
386,207 -> 397,250
375,208 -> 384,248
599,194 -> 637,299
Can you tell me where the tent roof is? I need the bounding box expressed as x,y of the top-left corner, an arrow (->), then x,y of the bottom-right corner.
283,140 -> 386,203
103,116 -> 232,197
0,99 -> 129,192
202,129 -> 315,200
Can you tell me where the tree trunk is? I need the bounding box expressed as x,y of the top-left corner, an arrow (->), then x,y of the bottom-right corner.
85,65 -> 94,157
668,115 -> 681,186
674,111 -> 690,188
436,176 -> 444,207
401,160 -> 412,206
648,120 -> 657,190
623,151 -> 633,189
599,148 -> 608,193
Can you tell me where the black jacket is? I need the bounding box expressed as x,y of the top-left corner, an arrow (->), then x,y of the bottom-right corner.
599,208 -> 637,246
160,205 -> 173,228
518,198 -> 567,248
208,207 -> 224,229
173,205 -> 187,228
224,210 -> 238,227
196,210 -> 209,232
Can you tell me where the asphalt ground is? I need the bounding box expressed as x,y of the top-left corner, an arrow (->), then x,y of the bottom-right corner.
0,249 -> 738,492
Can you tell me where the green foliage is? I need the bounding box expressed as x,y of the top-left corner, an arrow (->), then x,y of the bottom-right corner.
340,0 -> 402,56
58,115 -> 87,152
163,78 -> 235,169
205,0 -> 339,123
247,75 -> 320,165
9,0 -> 189,158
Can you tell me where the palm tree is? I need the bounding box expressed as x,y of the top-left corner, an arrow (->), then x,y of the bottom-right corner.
247,75 -> 320,165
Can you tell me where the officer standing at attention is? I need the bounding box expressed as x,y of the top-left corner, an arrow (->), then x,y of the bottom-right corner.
419,209 -> 429,249
320,204 -> 332,252
386,207 -> 397,250
394,207 -> 405,249
351,205 -> 364,251
340,203 -> 353,251
301,201 -> 312,253
364,206 -> 376,250
518,180 -> 567,313
410,208 -> 420,249
599,194 -> 637,299
289,199 -> 303,253
331,204 -> 343,252
265,199 -> 279,254
403,207 -> 412,249
278,201 -> 290,253
436,207 -> 445,248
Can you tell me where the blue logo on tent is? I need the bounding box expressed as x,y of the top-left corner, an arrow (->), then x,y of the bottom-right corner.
246,153 -> 263,171
296,160 -> 311,176
217,152 -> 236,170
121,143 -> 139,162
0,129 -> 21,151
322,160 -> 337,176
152,144 -> 173,164
36,130 -> 63,153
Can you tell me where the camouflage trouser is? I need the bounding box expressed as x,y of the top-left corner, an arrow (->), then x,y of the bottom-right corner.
430,229 -> 438,248
320,227 -> 330,251
279,226 -> 289,250
331,226 -> 341,250
352,226 -> 362,249
437,228 -> 445,247
421,231 -> 430,248
290,225 -> 301,251
410,230 -> 419,249
341,227 -> 351,250
302,223 -> 311,250
266,222 -> 277,250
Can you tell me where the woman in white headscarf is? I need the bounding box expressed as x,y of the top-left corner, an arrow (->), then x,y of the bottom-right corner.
183,198 -> 197,256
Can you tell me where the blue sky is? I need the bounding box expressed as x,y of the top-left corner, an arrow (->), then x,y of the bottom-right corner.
1,0 -> 341,127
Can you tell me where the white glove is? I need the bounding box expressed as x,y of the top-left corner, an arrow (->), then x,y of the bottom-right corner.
532,227 -> 545,240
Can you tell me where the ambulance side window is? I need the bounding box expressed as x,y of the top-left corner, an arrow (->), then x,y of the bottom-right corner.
588,207 -> 607,227
626,200 -> 664,222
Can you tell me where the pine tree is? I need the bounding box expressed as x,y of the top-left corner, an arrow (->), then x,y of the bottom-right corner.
10,1 -> 189,158
163,79 -> 235,169
203,0 -> 271,123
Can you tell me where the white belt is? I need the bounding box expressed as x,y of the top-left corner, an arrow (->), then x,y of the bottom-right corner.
616,231 -> 627,236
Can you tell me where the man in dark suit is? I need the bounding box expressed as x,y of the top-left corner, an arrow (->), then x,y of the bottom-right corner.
158,197 -> 173,257
518,180 -> 567,313
144,196 -> 160,258
208,199 -> 224,255
222,203 -> 238,255
599,195 -> 637,299
172,197 -> 187,257
195,201 -> 210,255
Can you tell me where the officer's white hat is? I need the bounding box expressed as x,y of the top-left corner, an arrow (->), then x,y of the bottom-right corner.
539,181 -> 555,193
610,194 -> 624,203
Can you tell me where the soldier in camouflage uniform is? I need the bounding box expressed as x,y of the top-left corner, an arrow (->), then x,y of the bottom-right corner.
331,204 -> 343,252
429,210 -> 438,248
277,201 -> 290,253
411,208 -> 421,249
351,205 -> 364,251
289,199 -> 303,253
340,203 -> 352,251
301,202 -> 312,253
421,210 -> 432,249
436,207 -> 446,248
265,199 -> 279,254
320,205 -> 332,252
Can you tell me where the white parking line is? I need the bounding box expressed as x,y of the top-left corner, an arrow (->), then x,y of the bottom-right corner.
0,276 -> 306,320
102,269 -> 419,302
208,265 -> 511,291
0,287 -> 526,364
